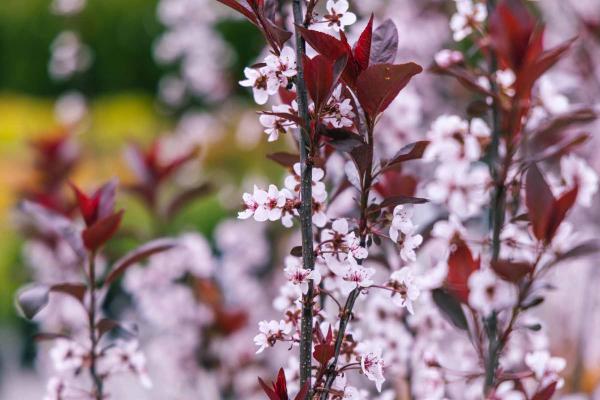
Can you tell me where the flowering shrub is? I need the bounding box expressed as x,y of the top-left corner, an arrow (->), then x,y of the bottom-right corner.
11,0 -> 600,399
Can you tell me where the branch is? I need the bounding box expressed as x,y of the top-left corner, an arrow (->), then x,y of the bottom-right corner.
292,0 -> 316,397
87,252 -> 104,399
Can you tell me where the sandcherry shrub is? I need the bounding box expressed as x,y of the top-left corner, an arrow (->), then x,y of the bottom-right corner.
218,0 -> 599,399
12,1 -> 600,400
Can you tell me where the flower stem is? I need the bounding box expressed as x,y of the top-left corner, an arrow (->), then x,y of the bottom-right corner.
292,0 -> 316,396
88,252 -> 103,399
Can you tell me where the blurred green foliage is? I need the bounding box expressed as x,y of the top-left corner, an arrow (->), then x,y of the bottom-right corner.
0,0 -> 265,98
0,0 -> 162,96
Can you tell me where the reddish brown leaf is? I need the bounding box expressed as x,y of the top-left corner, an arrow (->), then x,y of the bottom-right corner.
216,0 -> 258,24
491,260 -> 533,283
532,382 -> 557,400
105,238 -> 178,284
386,141 -> 430,167
82,210 -> 124,251
355,63 -> 422,119
489,0 -> 536,71
313,343 -> 335,365
267,152 -> 300,168
303,55 -> 336,112
370,19 -> 398,65
547,185 -> 578,240
525,164 -> 556,242
51,283 -> 87,304
353,14 -> 373,71
379,196 -> 428,209
446,239 -> 480,303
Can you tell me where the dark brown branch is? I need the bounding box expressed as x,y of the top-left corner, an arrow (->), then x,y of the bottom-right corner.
292,0 -> 316,397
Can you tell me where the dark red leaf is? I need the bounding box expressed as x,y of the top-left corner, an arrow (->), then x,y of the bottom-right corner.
386,141 -> 430,167
353,14 -> 374,71
547,185 -> 578,239
217,0 -> 258,24
51,283 -> 87,304
304,55 -> 336,112
33,332 -> 70,342
293,382 -> 310,400
298,26 -> 348,61
491,260 -> 533,283
82,210 -> 124,251
532,382 -> 557,400
379,196 -> 428,209
267,152 -> 300,168
355,63 -> 422,119
313,342 -> 335,365
105,238 -> 178,284
525,164 -> 556,242
370,19 -> 399,65
489,0 -> 537,71
258,377 -> 281,400
374,168 -> 417,198
275,368 -> 288,399
320,126 -> 364,152
350,142 -> 372,178
70,182 -> 100,226
446,239 -> 480,303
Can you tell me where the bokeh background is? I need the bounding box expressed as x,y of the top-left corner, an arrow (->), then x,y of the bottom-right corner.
2,0 -> 600,398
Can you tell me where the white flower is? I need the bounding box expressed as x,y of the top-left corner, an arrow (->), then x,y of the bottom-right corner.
499,223 -> 536,263
468,269 -> 517,316
388,267 -> 420,314
560,154 -> 598,207
538,77 -> 569,114
494,381 -> 526,400
389,205 -> 416,241
434,49 -> 463,67
357,342 -> 385,392
254,320 -> 291,354
238,185 -> 268,221
323,85 -> 355,128
284,256 -> 321,294
321,218 -> 368,260
329,257 -> 375,294
432,214 -> 467,241
43,377 -> 68,400
525,350 -> 566,389
322,0 -> 357,32
265,46 -> 297,85
99,340 -> 152,388
259,104 -> 297,142
496,69 -> 516,97
424,114 -> 488,162
450,0 -> 487,41
399,229 -> 423,263
49,339 -> 88,373
239,67 -> 279,105
426,161 -> 490,218
285,163 -> 327,199
238,184 -> 287,222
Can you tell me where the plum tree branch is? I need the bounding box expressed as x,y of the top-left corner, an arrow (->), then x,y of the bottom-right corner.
292,0 -> 316,397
